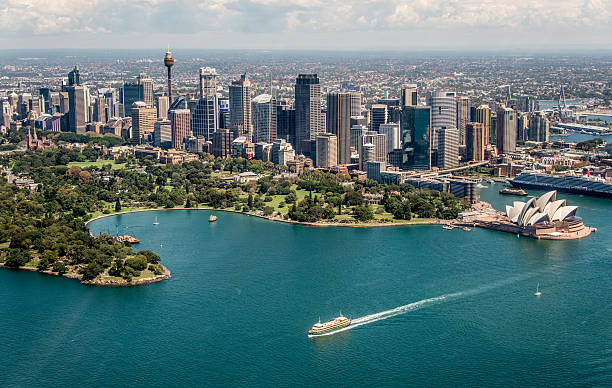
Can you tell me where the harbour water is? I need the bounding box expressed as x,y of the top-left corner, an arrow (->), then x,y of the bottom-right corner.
1,185 -> 611,386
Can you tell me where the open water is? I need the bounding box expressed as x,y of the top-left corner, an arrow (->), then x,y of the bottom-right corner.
1,184 -> 611,387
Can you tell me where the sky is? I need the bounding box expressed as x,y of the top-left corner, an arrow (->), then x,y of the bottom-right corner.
0,0 -> 611,50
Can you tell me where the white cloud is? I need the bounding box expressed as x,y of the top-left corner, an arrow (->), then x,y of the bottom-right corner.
0,0 -> 610,47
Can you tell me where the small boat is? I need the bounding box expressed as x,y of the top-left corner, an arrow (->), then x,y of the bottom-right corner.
113,235 -> 140,245
442,225 -> 454,230
153,216 -> 159,226
308,313 -> 351,337
534,283 -> 542,297
462,227 -> 472,231
499,188 -> 528,196
209,215 -> 217,222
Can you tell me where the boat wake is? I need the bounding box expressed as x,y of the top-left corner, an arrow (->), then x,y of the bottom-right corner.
312,274 -> 531,337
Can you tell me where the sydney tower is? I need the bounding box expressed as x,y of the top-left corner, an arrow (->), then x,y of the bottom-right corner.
164,50 -> 174,103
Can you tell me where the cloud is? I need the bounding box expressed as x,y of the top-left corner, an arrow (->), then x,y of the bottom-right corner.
0,0 -> 610,47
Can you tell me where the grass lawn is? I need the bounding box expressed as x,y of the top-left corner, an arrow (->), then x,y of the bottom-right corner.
68,159 -> 126,170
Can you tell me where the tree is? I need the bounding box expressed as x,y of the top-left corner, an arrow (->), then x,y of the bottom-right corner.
115,198 -> 122,212
352,205 -> 374,222
37,257 -> 50,271
81,262 -> 103,281
52,260 -> 67,275
138,250 -> 161,264
125,255 -> 148,271
4,249 -> 31,268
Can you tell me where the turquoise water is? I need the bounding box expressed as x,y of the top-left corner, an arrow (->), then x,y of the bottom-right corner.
1,185 -> 611,387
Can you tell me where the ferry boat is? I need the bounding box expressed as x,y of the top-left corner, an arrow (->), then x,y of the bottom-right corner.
308,314 -> 351,337
509,171 -> 612,199
499,188 -> 528,196
209,215 -> 217,222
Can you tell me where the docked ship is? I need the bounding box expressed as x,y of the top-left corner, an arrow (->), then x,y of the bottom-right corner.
499,188 -> 528,196
509,171 -> 612,199
308,314 -> 351,337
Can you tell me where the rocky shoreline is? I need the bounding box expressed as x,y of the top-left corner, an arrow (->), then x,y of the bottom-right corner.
0,262 -> 171,287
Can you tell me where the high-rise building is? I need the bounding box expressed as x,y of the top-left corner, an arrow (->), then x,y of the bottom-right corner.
316,133 -> 338,168
358,131 -> 387,170
276,103 -> 295,144
517,113 -> 529,141
496,107 -> 517,154
326,92 -> 352,165
349,92 -> 362,117
252,94 -> 277,143
212,129 -> 233,158
361,143 -> 376,171
271,139 -> 296,166
400,84 -> 418,107
456,96 -> 470,146
294,74 -> 321,155
122,82 -> 143,117
466,122 -> 485,162
131,102 -> 157,144
156,95 -> 169,120
378,123 -> 401,153
154,119 -> 172,148
68,85 -> 87,134
199,67 -> 217,98
68,65 -> 80,86
528,111 -> 549,142
351,124 -> 368,152
400,106 -> 432,170
191,95 -> 218,141
428,91 -> 457,131
136,73 -> 154,106
474,105 -> 492,145
93,97 -> 105,123
437,126 -> 459,169
169,109 -> 192,149
370,104 -> 388,132
229,73 -> 252,140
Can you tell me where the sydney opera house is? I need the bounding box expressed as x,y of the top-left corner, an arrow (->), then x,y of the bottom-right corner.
504,191 -> 591,238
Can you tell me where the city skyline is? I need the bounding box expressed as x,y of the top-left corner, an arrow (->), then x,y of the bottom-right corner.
0,1 -> 611,50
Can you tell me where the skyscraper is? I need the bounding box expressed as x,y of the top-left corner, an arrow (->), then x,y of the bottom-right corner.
199,67 -> 217,98
466,122 -> 485,162
122,82 -> 143,117
496,107 -> 517,154
326,92 -> 352,165
276,103 -> 295,144
400,106 -> 432,170
378,123 -> 401,152
528,111 -> 549,142
316,133 -> 338,168
131,102 -> 157,144
474,105 -> 492,146
229,73 -> 252,140
294,74 -> 321,155
428,91 -> 457,130
456,96 -> 470,146
68,85 -> 87,134
437,126 -> 459,169
370,104 -> 388,132
349,92 -> 362,117
358,131 -> 387,170
251,94 -> 277,143
169,109 -> 192,149
136,73 -> 154,106
400,84 -> 418,107
68,65 -> 80,86
154,119 -> 172,148
156,95 -> 169,120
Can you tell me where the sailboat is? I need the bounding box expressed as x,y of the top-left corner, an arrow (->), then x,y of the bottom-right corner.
153,216 -> 159,226
534,283 -> 542,296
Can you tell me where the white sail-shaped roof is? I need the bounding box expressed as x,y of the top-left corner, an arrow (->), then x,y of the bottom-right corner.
520,206 -> 540,226
546,200 -> 567,220
517,198 -> 536,225
552,206 -> 578,221
536,191 -> 557,210
528,213 -> 550,225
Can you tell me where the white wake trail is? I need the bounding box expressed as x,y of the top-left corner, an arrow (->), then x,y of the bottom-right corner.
311,273 -> 532,337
